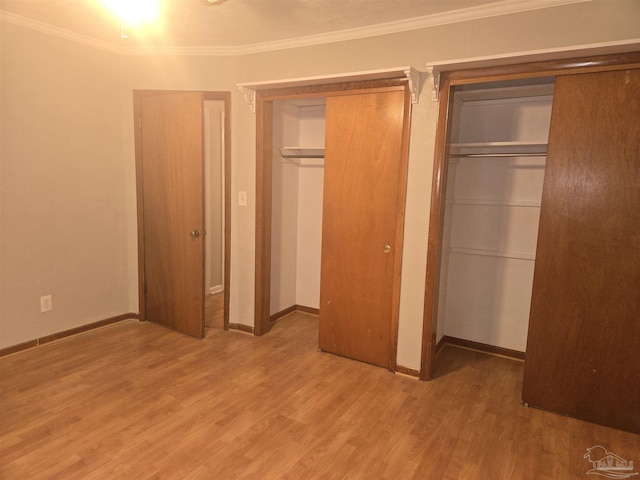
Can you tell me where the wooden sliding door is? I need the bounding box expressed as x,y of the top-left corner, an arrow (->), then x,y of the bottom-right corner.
522,69 -> 640,433
318,88 -> 410,369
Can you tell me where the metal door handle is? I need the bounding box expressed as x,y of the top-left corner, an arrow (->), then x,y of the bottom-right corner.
190,230 -> 201,238
383,244 -> 391,253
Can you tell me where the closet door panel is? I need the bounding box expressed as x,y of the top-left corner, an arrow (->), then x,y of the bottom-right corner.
522,69 -> 640,433
319,89 -> 407,368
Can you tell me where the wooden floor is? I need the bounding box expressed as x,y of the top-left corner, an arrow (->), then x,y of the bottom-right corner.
204,292 -> 224,335
1,312 -> 638,479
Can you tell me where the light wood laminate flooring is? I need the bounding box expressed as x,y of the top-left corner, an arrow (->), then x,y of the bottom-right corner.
1,313 -> 638,479
205,292 -> 224,335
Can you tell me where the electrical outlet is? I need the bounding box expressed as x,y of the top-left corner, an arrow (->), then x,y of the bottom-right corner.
40,295 -> 53,313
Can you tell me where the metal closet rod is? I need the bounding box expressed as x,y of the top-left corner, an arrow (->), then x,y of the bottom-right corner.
449,152 -> 547,158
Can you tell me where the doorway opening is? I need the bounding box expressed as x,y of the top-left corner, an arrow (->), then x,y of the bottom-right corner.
423,77 -> 555,379
133,90 -> 231,338
254,78 -> 412,371
204,99 -> 228,335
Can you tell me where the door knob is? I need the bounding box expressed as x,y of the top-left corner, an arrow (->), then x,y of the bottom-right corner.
190,230 -> 201,238
383,244 -> 391,253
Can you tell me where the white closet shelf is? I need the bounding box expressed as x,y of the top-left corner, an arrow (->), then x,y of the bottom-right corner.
449,246 -> 536,261
450,141 -> 547,157
447,199 -> 541,208
280,146 -> 325,158
281,157 -> 324,167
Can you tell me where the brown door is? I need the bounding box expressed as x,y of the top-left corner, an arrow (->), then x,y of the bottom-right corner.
522,69 -> 640,433
318,88 -> 409,369
141,91 -> 205,338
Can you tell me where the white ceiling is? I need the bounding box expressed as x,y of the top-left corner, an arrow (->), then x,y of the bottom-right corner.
0,0 -> 588,54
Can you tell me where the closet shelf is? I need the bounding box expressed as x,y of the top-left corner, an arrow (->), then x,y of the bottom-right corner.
280,146 -> 325,159
446,199 -> 541,208
281,157 -> 324,167
449,246 -> 536,261
450,141 -> 547,158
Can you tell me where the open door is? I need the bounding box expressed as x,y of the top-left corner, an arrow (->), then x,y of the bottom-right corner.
138,91 -> 205,338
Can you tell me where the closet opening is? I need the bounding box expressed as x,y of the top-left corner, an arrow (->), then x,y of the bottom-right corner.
431,76 -> 556,375
204,99 -> 228,335
270,97 -> 326,322
253,76 -> 411,371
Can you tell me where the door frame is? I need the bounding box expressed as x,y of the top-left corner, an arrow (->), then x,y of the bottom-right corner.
420,52 -> 640,380
133,90 -> 232,330
253,78 -> 411,369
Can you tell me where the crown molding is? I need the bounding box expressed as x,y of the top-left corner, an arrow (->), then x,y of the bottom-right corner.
2,0 -> 592,57
233,0 -> 591,56
0,11 -> 122,54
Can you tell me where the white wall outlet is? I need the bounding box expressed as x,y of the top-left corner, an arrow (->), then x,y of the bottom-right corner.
40,295 -> 53,313
238,191 -> 247,207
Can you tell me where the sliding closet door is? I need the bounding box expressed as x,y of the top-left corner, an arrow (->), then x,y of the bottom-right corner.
522,69 -> 640,433
318,88 -> 409,369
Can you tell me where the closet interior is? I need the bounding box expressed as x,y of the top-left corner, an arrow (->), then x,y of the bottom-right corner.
436,77 -> 555,356
270,97 -> 326,317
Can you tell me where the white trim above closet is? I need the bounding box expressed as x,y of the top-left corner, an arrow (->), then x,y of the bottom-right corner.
425,38 -> 640,100
238,66 -> 421,112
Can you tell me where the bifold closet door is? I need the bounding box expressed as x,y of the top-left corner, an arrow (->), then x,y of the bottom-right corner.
319,88 -> 409,369
522,69 -> 640,433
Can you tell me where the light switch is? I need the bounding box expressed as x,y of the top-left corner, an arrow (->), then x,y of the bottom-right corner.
238,191 -> 247,206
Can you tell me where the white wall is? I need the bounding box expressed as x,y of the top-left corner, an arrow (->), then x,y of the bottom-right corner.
0,23 -> 129,347
270,102 -> 300,314
1,0 -> 638,371
271,103 -> 325,313
204,100 -> 225,293
295,106 -> 325,310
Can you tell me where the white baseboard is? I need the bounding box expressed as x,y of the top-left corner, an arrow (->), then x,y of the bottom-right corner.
209,285 -> 223,295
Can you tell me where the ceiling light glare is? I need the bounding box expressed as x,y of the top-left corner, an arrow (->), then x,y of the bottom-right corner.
100,0 -> 160,25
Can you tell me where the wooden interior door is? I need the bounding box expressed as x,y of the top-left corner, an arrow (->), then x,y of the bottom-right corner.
522,69 -> 640,433
141,91 -> 205,338
319,88 -> 409,369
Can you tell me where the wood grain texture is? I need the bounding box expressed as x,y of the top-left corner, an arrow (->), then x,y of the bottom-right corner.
1,317 -> 638,479
421,54 -> 640,383
141,92 -> 205,338
204,292 -> 224,334
253,78 -> 410,340
257,79 -> 408,103
135,91 -> 232,330
446,52 -> 640,86
421,76 -> 453,381
0,314 -> 137,357
319,88 -> 408,369
254,97 -> 273,336
442,336 -> 525,361
270,305 -> 320,323
522,69 -> 640,433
